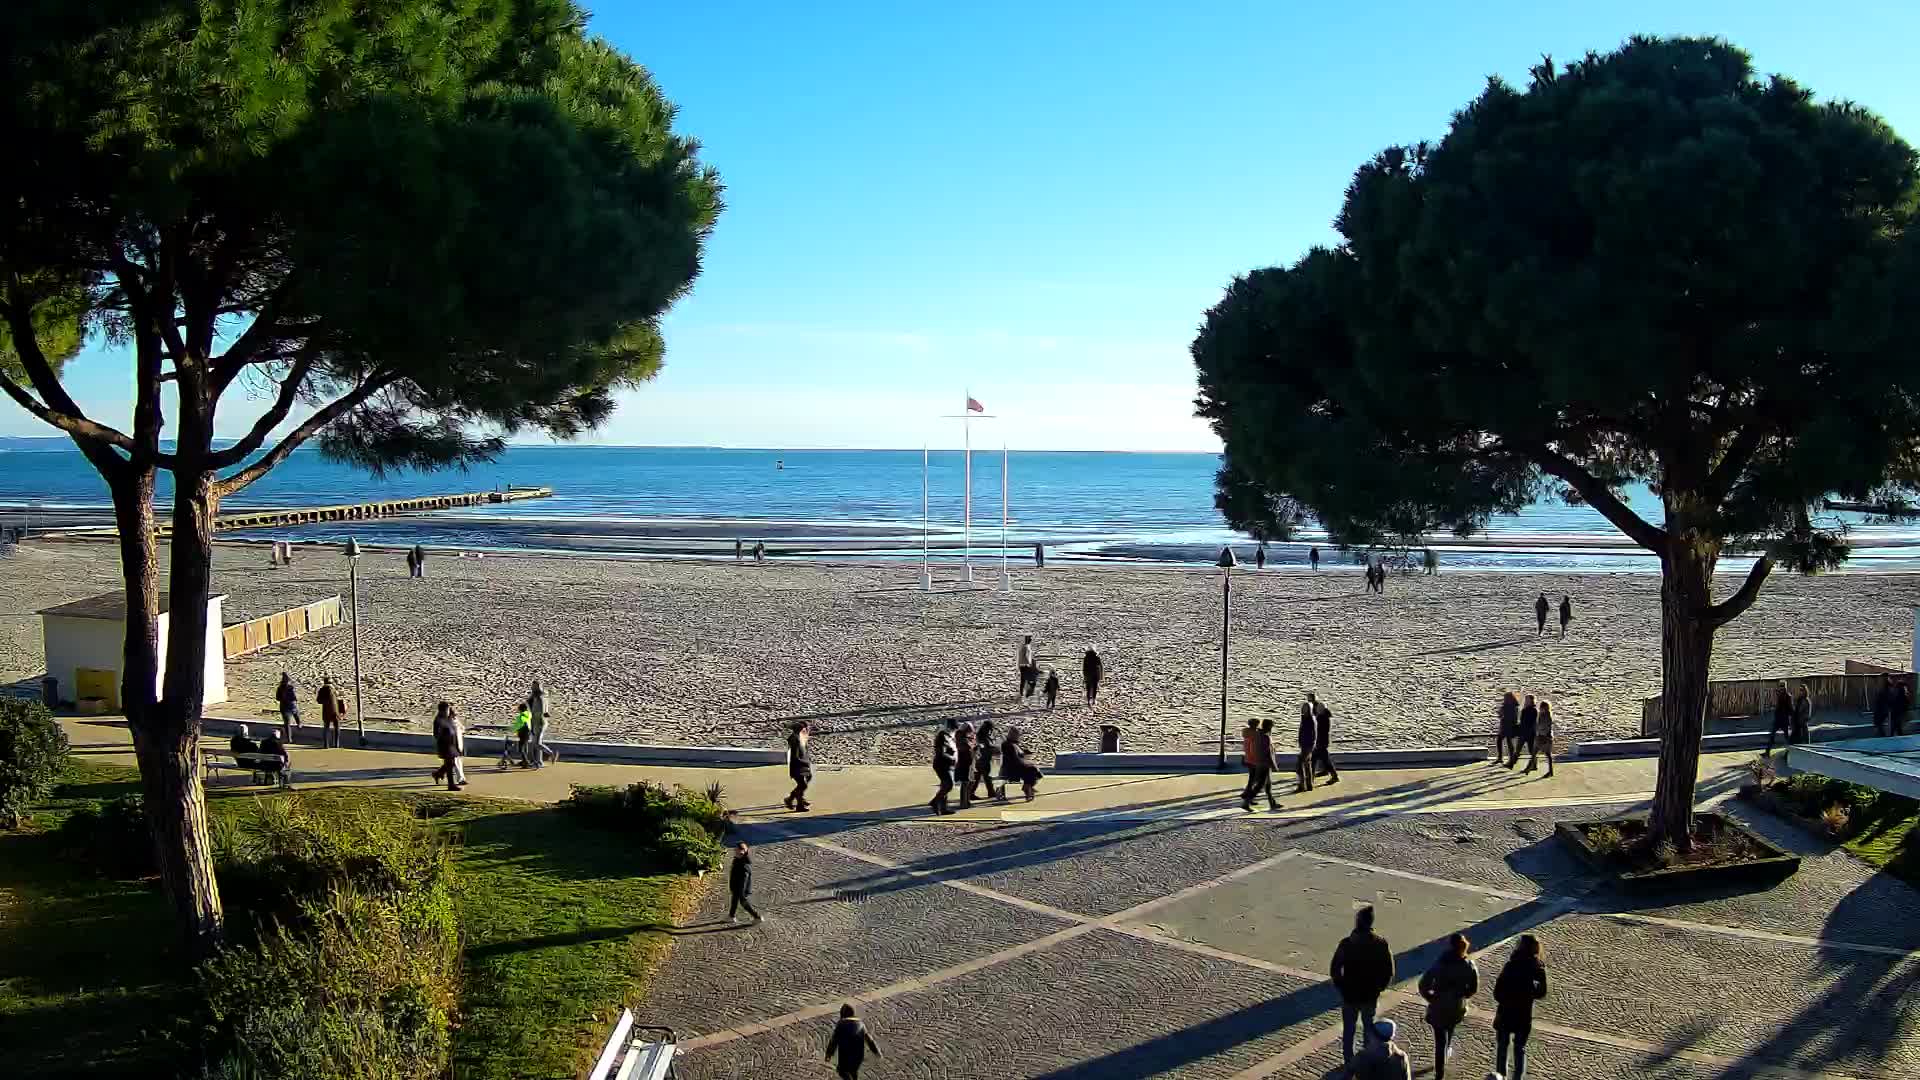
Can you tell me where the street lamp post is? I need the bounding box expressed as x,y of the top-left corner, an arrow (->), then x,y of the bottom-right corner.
345,537 -> 366,746
1216,545 -> 1237,771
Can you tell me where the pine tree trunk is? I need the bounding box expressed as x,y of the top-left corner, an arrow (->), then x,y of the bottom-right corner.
1650,541 -> 1717,850
155,466 -> 226,952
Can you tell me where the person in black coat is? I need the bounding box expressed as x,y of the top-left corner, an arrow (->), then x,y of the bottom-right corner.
1310,693 -> 1340,783
968,720 -> 1000,803
275,672 -> 300,741
1082,648 -> 1103,707
1558,594 -> 1573,638
727,842 -> 761,923
1295,703 -> 1317,792
1492,934 -> 1548,1079
1044,669 -> 1061,710
1001,727 -> 1040,801
1895,678 -> 1914,737
1509,695 -> 1538,769
1534,593 -> 1549,636
824,1003 -> 880,1079
1496,692 -> 1520,764
1766,681 -> 1793,753
930,718 -> 958,815
955,722 -> 977,811
1874,677 -> 1895,737
784,721 -> 813,812
1331,905 -> 1395,1068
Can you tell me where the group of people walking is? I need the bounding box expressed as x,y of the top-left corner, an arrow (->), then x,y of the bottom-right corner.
1532,593 -> 1573,638
931,716 -> 1041,813
1494,693 -> 1555,776
1333,906 -> 1549,1080
1241,693 -> 1341,810
275,671 -> 346,748
1017,635 -> 1101,710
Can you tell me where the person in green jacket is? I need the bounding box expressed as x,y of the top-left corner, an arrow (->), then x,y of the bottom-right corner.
501,703 -> 531,768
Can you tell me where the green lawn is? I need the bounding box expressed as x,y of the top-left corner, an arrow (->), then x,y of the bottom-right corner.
0,764 -> 706,1079
1845,796 -> 1920,887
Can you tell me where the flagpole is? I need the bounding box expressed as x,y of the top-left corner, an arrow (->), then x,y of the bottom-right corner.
999,444 -> 1012,594
963,394 -> 973,583
920,445 -> 932,591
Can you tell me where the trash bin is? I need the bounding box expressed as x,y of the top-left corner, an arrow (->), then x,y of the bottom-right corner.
1099,724 -> 1121,754
41,676 -> 59,708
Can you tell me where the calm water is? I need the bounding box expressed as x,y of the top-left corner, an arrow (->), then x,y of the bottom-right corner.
3,443 -> 1915,570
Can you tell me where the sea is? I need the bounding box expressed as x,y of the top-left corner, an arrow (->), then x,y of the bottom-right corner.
3,441 -> 1918,572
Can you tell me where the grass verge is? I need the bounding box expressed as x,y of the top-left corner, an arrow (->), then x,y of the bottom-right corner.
1843,797 -> 1920,886
0,764 -> 705,1079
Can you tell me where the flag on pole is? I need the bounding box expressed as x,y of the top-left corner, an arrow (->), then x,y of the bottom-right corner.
966,396 -> 985,413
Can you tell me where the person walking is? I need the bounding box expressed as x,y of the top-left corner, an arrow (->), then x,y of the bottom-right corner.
1034,541 -> 1045,568
1310,545 -> 1321,571
1082,648 -> 1103,707
955,721 -> 977,811
317,675 -> 344,749
753,540 -> 765,565
1792,683 -> 1814,745
275,672 -> 300,742
1310,693 -> 1340,784
1492,934 -> 1547,1079
1419,932 -> 1480,1080
1557,594 -> 1572,639
1018,635 -> 1037,700
1255,544 -> 1267,570
1240,718 -> 1278,812
785,721 -> 813,811
1295,702 -> 1317,792
968,719 -> 1000,803
1350,1019 -> 1412,1080
727,842 -> 761,923
930,718 -> 958,815
412,543 -> 427,578
1003,727 -> 1040,801
1495,692 -> 1519,765
528,679 -> 557,767
1510,695 -> 1538,769
824,1003 -> 881,1080
502,701 -> 532,768
1534,593 -> 1549,635
405,547 -> 419,577
1766,680 -> 1793,753
1525,700 -> 1555,777
1043,669 -> 1061,710
1874,676 -> 1894,737
431,701 -> 466,791
1331,905 -> 1395,1069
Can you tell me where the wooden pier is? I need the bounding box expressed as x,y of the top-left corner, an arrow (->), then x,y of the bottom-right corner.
155,486 -> 553,537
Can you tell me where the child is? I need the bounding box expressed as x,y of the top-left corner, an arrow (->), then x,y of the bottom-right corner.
1043,669 -> 1060,710
501,702 -> 532,768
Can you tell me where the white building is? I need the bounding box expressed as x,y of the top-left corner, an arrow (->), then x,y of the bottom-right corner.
38,592 -> 229,709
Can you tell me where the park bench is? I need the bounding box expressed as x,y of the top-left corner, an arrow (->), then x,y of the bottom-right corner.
587,1009 -> 676,1080
201,748 -> 294,788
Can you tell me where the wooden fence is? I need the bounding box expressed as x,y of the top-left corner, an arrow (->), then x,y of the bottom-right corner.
221,595 -> 342,661
1638,670 -> 1907,736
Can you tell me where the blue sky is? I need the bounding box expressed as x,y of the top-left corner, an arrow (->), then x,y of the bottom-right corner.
15,1 -> 1920,451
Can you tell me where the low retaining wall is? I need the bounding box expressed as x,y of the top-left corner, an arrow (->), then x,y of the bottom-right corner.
198,717 -> 785,767
1640,673 -> 1889,737
1051,746 -> 1488,772
1574,722 -> 1880,759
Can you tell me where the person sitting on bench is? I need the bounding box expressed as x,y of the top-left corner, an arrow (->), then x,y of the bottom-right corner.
230,725 -> 261,758
255,731 -> 291,787
230,724 -> 289,785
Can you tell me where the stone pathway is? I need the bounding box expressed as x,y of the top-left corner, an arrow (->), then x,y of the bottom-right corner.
647,805 -> 1920,1079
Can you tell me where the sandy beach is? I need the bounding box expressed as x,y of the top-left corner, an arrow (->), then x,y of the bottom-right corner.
3,539 -> 1916,764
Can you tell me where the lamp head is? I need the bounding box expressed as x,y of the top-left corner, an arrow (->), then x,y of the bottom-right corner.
345,537 -> 363,559
1216,546 -> 1238,569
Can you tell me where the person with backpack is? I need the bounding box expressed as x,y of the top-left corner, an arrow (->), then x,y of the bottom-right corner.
1331,906 -> 1395,1069
824,1003 -> 881,1079
1420,932 -> 1480,1080
1492,934 -> 1547,1079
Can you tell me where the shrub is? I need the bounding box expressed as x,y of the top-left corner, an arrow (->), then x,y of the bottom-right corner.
1782,772 -> 1835,814
194,794 -> 460,1079
704,780 -> 727,809
0,697 -> 69,828
562,781 -> 730,869
1745,755 -> 1776,787
1651,839 -> 1679,868
1586,823 -> 1624,856
1822,804 -> 1852,839
194,884 -> 459,1080
58,793 -> 153,877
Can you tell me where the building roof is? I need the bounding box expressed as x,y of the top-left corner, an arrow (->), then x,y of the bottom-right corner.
38,592 -> 228,622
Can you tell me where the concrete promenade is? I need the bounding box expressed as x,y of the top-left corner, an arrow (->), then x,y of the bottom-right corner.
59,718 -> 1920,1077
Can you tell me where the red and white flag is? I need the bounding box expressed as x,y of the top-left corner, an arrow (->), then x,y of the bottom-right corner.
966,396 -> 985,413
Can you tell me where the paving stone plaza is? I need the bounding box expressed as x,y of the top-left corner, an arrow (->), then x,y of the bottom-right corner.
649,798 -> 1920,1079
